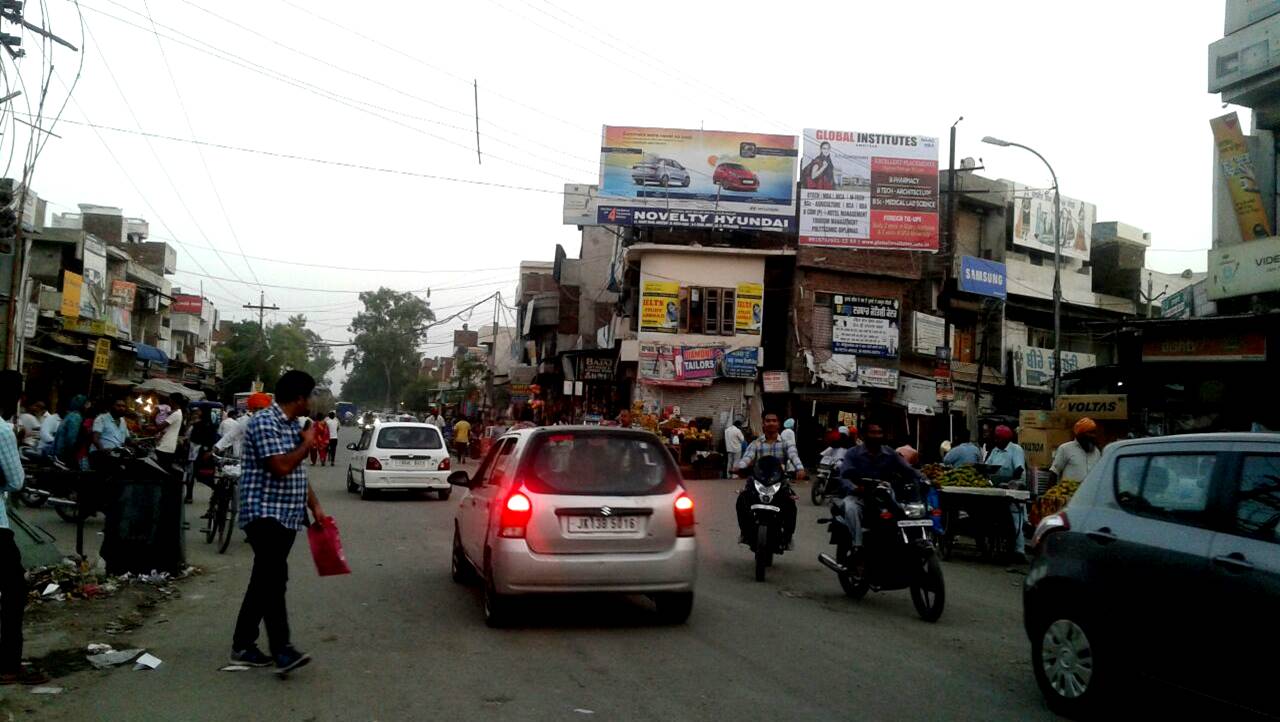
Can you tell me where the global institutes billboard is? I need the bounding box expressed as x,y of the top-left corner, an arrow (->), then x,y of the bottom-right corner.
592,126 -> 940,249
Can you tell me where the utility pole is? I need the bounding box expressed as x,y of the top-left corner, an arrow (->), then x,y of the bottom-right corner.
243,291 -> 278,387
940,117 -> 962,432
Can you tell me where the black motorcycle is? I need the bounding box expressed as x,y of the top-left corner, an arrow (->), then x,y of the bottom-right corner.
818,476 -> 946,622
739,456 -> 795,582
810,460 -> 840,505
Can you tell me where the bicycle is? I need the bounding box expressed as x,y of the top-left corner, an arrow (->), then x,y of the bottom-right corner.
202,457 -> 241,554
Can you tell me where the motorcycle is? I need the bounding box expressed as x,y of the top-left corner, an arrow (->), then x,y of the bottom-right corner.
817,476 -> 946,622
739,456 -> 795,582
810,459 -> 839,505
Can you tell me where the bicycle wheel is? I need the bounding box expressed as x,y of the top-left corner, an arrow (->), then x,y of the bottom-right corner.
218,488 -> 237,554
206,491 -> 224,544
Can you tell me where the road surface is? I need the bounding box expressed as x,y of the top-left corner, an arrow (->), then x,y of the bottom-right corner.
23,427 -> 1053,721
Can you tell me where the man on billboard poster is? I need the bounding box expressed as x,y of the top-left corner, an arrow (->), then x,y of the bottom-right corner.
801,141 -> 836,190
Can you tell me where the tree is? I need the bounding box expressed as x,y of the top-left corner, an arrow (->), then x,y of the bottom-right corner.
340,287 -> 435,409
402,377 -> 439,412
216,315 -> 334,400
268,314 -> 336,385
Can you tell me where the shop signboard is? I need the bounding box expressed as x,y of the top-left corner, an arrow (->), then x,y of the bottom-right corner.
857,366 -> 899,389
61,317 -> 118,338
1055,394 -> 1128,421
1011,184 -> 1097,262
911,311 -> 945,355
720,347 -> 759,379
577,355 -> 616,382
596,126 -> 799,232
798,128 -> 939,250
172,294 -> 203,316
1211,112 -> 1272,241
639,342 -> 709,387
1206,234 -> 1280,300
898,377 -> 940,412
1012,346 -> 1097,391
734,282 -> 763,334
110,280 -> 137,307
832,295 -> 899,358
509,383 -> 531,404
639,280 -> 679,333
678,346 -> 723,381
934,346 -> 954,402
762,371 -> 790,393
81,235 -> 107,321
1160,287 -> 1191,319
60,271 -> 82,318
958,256 -> 1007,299
92,338 -> 111,372
1141,332 -> 1266,362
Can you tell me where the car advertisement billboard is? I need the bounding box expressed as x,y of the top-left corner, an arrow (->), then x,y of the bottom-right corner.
798,129 -> 939,250
1010,184 -> 1096,262
596,126 -> 799,232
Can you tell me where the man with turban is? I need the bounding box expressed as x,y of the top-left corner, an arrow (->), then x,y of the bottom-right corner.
1051,417 -> 1102,484
986,424 -> 1029,559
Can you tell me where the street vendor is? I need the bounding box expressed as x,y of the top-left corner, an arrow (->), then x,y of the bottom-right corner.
985,424 -> 1028,558
943,428 -> 983,466
1050,417 -> 1102,484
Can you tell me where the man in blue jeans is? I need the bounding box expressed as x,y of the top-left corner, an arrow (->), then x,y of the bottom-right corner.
0,371 -> 47,685
231,370 -> 326,676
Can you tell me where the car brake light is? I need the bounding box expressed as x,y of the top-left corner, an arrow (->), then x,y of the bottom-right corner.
438,457 -> 450,471
365,457 -> 382,471
674,494 -> 695,537
1030,511 -> 1069,551
499,491 -> 532,538
880,510 -> 894,520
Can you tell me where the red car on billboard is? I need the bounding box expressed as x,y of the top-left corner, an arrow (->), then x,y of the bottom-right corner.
712,162 -> 759,192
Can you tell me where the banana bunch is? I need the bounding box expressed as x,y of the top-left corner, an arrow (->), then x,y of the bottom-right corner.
937,466 -> 992,488
922,463 -> 946,481
1041,479 -> 1081,505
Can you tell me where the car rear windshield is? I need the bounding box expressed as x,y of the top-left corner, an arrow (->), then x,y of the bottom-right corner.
376,426 -> 443,450
519,431 -> 680,496
723,163 -> 748,170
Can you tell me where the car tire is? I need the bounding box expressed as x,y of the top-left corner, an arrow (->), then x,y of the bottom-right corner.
1031,608 -> 1106,717
450,527 -> 474,584
482,553 -> 512,628
680,176 -> 689,187
346,467 -> 357,493
437,488 -> 451,501
359,475 -> 374,501
660,175 -> 669,187
653,592 -> 693,624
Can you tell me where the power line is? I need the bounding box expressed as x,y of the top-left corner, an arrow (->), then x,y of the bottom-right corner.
172,268 -> 516,295
153,234 -> 519,274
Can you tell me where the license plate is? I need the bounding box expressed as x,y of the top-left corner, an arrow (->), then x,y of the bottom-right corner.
750,504 -> 781,512
396,459 -> 428,468
897,519 -> 933,527
567,516 -> 639,533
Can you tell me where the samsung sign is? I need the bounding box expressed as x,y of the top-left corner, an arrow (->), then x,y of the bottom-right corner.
958,256 -> 1007,299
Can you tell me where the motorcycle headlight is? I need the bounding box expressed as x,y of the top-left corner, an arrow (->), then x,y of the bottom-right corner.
904,503 -> 927,519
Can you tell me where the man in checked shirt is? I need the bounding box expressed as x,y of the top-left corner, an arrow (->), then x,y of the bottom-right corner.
230,370 -> 326,676
734,412 -> 806,549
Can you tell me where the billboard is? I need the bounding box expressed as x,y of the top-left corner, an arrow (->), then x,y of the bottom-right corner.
958,256 -> 1007,299
61,271 -> 82,318
597,126 -> 798,232
677,346 -> 723,381
720,347 -> 759,379
1210,112 -> 1272,241
639,281 -> 679,333
1207,235 -> 1280,299
81,235 -> 107,320
1141,333 -> 1265,362
735,282 -> 763,334
1011,185 -> 1096,262
1012,346 -> 1096,391
798,128 -> 939,250
912,311 -> 945,356
832,295 -> 899,358
172,293 -> 203,316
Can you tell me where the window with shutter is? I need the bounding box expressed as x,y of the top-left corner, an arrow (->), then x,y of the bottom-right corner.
721,290 -> 736,335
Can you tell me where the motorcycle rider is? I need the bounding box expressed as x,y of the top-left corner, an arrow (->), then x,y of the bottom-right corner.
734,413 -> 806,547
836,419 -> 926,570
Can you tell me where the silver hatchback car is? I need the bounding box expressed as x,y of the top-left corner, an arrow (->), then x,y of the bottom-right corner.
449,426 -> 697,627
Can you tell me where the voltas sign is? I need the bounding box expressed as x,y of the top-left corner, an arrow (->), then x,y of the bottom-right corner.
1054,395 -> 1128,421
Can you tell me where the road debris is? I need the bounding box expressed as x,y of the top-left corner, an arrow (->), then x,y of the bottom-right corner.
87,648 -> 143,669
29,686 -> 63,695
133,653 -> 162,671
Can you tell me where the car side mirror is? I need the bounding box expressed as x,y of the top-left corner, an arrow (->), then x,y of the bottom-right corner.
346,443 -> 357,451
448,471 -> 472,488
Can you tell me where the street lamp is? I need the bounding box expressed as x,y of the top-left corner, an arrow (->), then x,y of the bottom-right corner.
982,135 -> 1063,400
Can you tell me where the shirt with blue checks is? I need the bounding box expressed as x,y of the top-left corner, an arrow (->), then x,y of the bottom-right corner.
239,403 -> 309,530
0,421 -> 24,530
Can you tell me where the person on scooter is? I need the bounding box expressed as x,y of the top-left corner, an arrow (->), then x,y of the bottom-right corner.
836,419 -> 926,567
734,413 -> 806,547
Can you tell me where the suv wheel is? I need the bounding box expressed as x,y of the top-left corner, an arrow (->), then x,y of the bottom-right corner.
1032,611 -> 1105,716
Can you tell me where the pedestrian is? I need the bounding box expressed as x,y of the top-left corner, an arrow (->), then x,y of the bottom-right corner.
0,371 -> 48,686
38,403 -> 59,457
723,417 -> 745,478
219,408 -> 241,443
75,400 -> 97,471
187,408 -> 219,503
452,415 -> 472,462
215,409 -> 246,458
91,397 -> 131,453
52,395 -> 86,468
155,393 -> 186,474
15,402 -> 42,450
324,412 -> 340,466
424,407 -> 444,429
942,427 -> 983,466
985,425 -> 1029,559
1050,417 -> 1102,484
312,414 -> 330,466
231,370 -> 325,675
615,408 -> 635,429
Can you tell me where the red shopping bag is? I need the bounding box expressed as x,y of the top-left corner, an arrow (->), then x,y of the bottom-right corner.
307,516 -> 351,576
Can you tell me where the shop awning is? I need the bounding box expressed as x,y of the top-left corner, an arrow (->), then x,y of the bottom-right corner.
134,377 -> 205,401
133,343 -> 169,364
26,346 -> 88,364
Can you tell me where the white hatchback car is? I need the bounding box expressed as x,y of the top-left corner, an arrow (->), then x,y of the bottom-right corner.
449,426 -> 697,627
346,422 -> 452,500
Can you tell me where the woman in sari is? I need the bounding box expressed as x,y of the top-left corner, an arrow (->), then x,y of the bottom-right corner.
312,413 -> 330,465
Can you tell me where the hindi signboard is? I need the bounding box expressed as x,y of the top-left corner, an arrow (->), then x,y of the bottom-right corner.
832,295 -> 899,358
799,128 -> 939,250
1013,346 -> 1097,391
721,347 -> 760,379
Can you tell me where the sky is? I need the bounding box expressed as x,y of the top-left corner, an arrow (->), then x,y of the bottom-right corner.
3,0 -> 1236,391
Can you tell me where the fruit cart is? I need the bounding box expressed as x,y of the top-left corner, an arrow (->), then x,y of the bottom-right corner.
932,465 -> 1031,561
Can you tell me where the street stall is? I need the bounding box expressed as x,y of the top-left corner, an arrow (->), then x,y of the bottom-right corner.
924,464 -> 1031,560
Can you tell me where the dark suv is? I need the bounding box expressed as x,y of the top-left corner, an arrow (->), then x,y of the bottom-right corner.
1024,433 -> 1280,718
